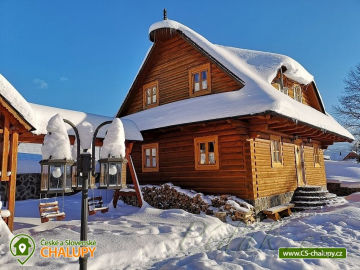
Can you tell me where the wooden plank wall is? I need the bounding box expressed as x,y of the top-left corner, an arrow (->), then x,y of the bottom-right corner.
303,146 -> 326,186
252,136 -> 326,198
252,137 -> 298,198
129,120 -> 254,200
120,34 -> 243,116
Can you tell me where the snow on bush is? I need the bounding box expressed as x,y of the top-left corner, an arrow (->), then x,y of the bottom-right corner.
100,118 -> 126,159
41,114 -> 72,160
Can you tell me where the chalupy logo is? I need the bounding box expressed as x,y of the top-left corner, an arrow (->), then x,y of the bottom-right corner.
9,233 -> 36,265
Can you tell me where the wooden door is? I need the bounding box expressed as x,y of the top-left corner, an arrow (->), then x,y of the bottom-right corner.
294,144 -> 306,186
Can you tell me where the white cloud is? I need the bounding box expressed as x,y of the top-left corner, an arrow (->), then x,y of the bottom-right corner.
33,78 -> 48,89
59,76 -> 68,82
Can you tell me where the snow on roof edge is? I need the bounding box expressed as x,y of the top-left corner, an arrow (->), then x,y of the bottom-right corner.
0,74 -> 37,129
123,87 -> 353,141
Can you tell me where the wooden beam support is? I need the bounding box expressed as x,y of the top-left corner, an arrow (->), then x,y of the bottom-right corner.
126,142 -> 143,207
1,115 -> 10,181
6,131 -> 18,231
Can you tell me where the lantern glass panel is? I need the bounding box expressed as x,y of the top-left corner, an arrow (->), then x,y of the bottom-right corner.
71,165 -> 77,188
108,163 -> 118,187
66,165 -> 72,191
89,175 -> 96,189
99,163 -> 107,187
49,164 -> 65,191
41,164 -> 49,191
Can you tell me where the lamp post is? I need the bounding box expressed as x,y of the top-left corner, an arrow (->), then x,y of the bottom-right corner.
40,118 -> 127,270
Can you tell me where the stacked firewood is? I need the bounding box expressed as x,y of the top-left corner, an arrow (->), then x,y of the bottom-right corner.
211,195 -> 256,224
117,184 -> 255,224
141,185 -> 209,214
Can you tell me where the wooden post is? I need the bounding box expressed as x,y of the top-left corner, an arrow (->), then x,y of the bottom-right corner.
7,131 -> 18,231
1,115 -> 9,181
125,142 -> 143,207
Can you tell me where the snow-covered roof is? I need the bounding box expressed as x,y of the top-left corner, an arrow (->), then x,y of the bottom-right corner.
30,103 -> 142,141
121,19 -> 353,141
0,74 -> 37,129
0,74 -> 142,141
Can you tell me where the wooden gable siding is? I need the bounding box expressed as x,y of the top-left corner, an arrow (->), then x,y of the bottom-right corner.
250,135 -> 326,199
272,72 -> 323,112
128,120 -> 254,200
120,35 -> 243,116
303,146 -> 326,186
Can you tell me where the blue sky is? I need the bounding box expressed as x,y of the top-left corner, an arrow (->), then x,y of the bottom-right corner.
1,0 -> 359,117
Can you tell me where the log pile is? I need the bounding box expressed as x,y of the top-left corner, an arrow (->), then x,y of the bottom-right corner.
117,184 -> 255,224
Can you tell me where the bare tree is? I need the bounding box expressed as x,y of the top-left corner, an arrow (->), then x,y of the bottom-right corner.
334,63 -> 360,135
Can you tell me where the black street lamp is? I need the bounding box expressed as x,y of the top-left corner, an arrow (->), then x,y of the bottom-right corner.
40,118 -> 128,270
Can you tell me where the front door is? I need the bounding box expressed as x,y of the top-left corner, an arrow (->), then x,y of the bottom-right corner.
294,144 -> 306,186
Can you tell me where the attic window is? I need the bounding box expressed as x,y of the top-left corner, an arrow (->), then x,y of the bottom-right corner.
143,81 -> 159,109
293,85 -> 302,102
189,63 -> 211,97
194,135 -> 219,170
272,83 -> 288,95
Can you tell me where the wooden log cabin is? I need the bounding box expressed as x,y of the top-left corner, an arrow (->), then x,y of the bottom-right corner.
117,18 -> 354,212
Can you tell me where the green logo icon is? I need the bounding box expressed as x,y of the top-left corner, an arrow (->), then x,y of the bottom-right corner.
9,233 -> 36,265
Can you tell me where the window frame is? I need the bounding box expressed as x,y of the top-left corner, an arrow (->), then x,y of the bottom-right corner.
142,143 -> 159,172
313,144 -> 321,167
194,135 -> 219,170
188,63 -> 211,97
271,82 -> 288,95
143,81 -> 159,109
293,84 -> 302,103
270,135 -> 283,168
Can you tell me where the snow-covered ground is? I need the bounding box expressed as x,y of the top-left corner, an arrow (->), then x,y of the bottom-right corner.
1,190 -> 360,270
325,160 -> 360,188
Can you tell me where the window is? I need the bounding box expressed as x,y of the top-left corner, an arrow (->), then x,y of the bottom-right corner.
272,83 -> 288,95
272,83 -> 280,90
143,81 -> 159,109
189,63 -> 211,96
270,135 -> 283,167
142,143 -> 159,172
314,145 -> 321,167
194,136 -> 219,170
293,85 -> 302,102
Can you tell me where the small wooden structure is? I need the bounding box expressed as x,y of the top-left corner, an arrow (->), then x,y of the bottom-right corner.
38,201 -> 65,223
263,203 -> 295,221
0,76 -> 36,230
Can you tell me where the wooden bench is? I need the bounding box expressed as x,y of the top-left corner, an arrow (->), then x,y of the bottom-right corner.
88,196 -> 109,215
263,203 -> 295,221
39,201 -> 65,223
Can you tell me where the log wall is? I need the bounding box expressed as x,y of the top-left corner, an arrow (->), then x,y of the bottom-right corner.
129,120 -> 255,200
251,136 -> 326,199
120,35 -> 243,116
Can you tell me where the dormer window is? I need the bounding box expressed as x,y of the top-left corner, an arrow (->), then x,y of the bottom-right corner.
293,85 -> 302,102
189,63 -> 211,97
143,81 -> 159,109
272,83 -> 288,95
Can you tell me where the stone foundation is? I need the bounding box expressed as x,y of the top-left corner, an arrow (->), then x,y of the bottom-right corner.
0,173 -> 41,201
249,191 -> 295,213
